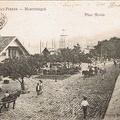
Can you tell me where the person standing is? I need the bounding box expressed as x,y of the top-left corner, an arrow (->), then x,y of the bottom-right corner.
4,90 -> 9,97
102,68 -> 106,80
36,83 -> 40,97
114,60 -> 117,66
94,66 -> 98,75
4,91 -> 10,108
39,80 -> 43,93
81,96 -> 89,119
104,61 -> 106,66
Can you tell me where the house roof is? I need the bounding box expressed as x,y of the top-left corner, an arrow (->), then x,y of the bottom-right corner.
0,36 -> 29,55
42,47 -> 50,55
0,36 -> 16,53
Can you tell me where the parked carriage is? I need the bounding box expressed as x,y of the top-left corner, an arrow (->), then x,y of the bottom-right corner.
82,66 -> 99,78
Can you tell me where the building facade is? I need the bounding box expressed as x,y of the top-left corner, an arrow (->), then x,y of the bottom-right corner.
0,36 -> 29,61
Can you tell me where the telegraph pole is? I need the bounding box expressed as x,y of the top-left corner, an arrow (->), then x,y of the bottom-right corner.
52,39 -> 54,49
39,40 -> 41,54
28,40 -> 30,47
46,41 -> 48,48
54,37 -> 56,49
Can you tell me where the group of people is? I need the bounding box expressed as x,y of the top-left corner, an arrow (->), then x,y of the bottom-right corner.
0,80 -> 43,112
3,80 -> 43,99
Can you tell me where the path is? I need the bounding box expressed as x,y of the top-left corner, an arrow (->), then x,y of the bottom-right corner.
0,61 -> 117,120
0,74 -> 83,120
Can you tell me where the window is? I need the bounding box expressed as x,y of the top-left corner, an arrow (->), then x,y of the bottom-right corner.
8,47 -> 17,58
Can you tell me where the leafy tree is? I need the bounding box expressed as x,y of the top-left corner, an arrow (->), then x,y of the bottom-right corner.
109,37 -> 120,58
48,54 -> 59,63
28,54 -> 46,74
90,37 -> 120,59
72,44 -> 82,63
59,47 -> 73,68
0,57 -> 34,91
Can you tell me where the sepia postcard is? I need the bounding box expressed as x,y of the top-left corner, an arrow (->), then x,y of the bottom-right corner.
0,1 -> 120,120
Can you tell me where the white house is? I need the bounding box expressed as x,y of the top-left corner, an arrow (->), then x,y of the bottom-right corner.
0,36 -> 29,61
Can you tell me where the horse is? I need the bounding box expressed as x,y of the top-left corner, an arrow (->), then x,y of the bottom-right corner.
0,91 -> 21,113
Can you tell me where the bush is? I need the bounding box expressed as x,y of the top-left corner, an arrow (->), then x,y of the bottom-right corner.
57,67 -> 68,75
68,68 -> 75,75
73,67 -> 79,72
48,69 -> 56,75
42,66 -> 79,75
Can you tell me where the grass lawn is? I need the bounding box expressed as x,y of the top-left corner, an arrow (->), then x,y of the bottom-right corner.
0,62 -> 119,120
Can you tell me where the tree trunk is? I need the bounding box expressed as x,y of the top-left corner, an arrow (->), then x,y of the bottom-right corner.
20,78 -> 25,90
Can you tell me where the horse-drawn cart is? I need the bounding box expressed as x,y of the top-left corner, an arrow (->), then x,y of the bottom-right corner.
0,91 -> 21,113
82,66 -> 99,78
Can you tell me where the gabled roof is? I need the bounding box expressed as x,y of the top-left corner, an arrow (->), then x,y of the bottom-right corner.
0,36 -> 29,55
42,47 -> 50,55
0,36 -> 16,53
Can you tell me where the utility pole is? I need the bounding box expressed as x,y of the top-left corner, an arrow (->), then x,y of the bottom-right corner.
52,39 -> 54,49
46,41 -> 48,48
28,40 -> 30,47
99,41 -> 102,61
54,37 -> 56,49
23,40 -> 24,45
39,40 -> 41,54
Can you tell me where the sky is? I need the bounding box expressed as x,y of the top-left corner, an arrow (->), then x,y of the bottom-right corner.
0,1 -> 120,54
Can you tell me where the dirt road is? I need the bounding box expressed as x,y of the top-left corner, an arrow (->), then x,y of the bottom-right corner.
0,62 -> 119,120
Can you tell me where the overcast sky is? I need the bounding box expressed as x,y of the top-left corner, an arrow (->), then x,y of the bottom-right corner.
1,1 -> 120,54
